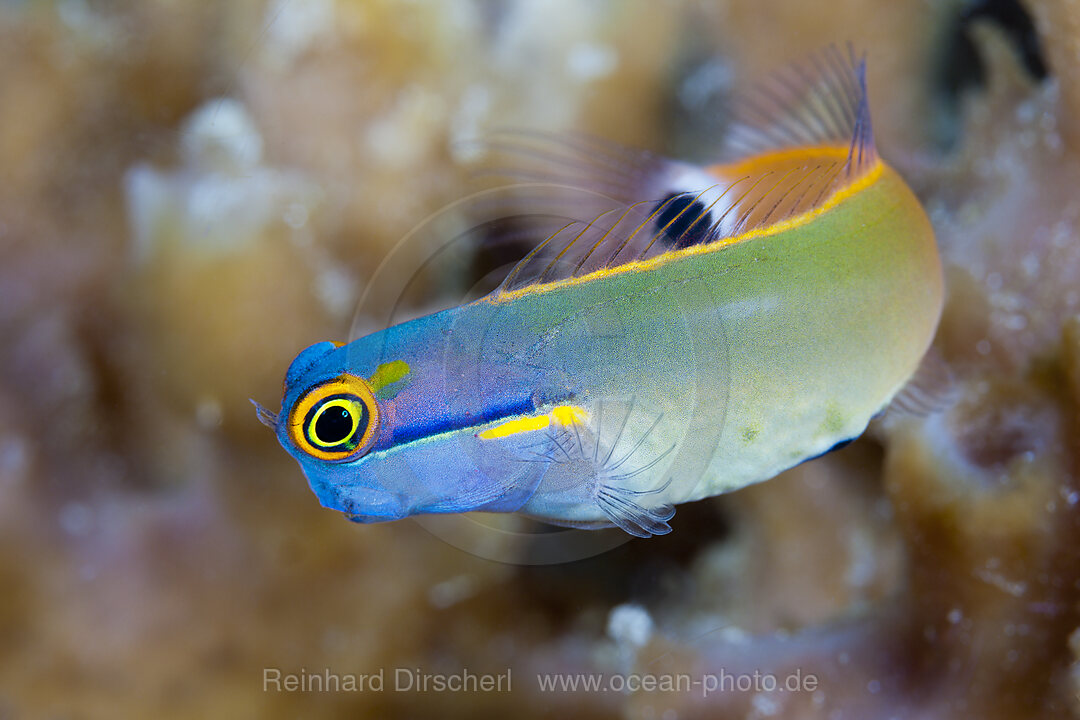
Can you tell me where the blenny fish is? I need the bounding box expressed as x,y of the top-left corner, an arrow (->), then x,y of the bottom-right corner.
255,49 -> 943,537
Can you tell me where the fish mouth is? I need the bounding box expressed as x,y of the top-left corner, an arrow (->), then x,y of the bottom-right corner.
311,481 -> 411,522
345,513 -> 400,524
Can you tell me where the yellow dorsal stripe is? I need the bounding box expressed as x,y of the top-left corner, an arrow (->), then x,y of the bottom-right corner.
708,144 -> 852,177
487,159 -> 884,305
478,405 -> 589,440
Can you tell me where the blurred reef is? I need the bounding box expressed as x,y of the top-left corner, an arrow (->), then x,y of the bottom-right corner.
1,0 -> 1079,718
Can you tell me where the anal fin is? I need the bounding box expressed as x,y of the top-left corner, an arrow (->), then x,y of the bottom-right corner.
883,347 -> 957,420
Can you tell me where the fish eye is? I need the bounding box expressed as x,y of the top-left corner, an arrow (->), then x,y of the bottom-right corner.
287,375 -> 379,462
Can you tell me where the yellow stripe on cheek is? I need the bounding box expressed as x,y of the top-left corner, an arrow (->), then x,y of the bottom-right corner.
478,405 -> 589,440
479,415 -> 550,439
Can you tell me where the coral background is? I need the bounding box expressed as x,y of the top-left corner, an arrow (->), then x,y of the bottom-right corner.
1,0 -> 1078,717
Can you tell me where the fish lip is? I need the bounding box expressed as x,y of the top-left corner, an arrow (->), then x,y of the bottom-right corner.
341,499 -> 410,522
311,480 -> 410,521
345,512 -> 402,524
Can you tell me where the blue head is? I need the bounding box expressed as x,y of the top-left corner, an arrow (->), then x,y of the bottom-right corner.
256,319 -> 549,523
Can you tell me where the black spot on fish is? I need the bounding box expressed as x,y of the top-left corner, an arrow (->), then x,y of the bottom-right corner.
654,193 -> 711,247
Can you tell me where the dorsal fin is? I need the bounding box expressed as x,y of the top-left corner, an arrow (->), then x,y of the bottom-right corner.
472,46 -> 876,200
494,194 -> 699,295
484,46 -> 880,299
491,156 -> 856,298
721,44 -> 876,176
467,128 -> 664,204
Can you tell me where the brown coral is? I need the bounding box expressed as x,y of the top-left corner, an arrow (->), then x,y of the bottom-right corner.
1,1 -> 1078,718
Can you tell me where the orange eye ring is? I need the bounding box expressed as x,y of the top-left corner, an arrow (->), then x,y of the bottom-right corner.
287,374 -> 379,462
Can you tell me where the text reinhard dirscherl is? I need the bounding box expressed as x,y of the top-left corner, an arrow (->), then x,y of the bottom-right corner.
262,668 -> 820,697
263,667 -> 511,694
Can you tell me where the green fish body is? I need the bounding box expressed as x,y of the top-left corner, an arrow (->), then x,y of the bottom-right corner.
257,49 -> 943,537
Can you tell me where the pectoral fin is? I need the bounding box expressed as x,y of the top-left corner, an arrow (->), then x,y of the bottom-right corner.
520,399 -> 680,538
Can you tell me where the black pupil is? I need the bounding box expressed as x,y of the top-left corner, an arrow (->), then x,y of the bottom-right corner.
315,406 -> 354,444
